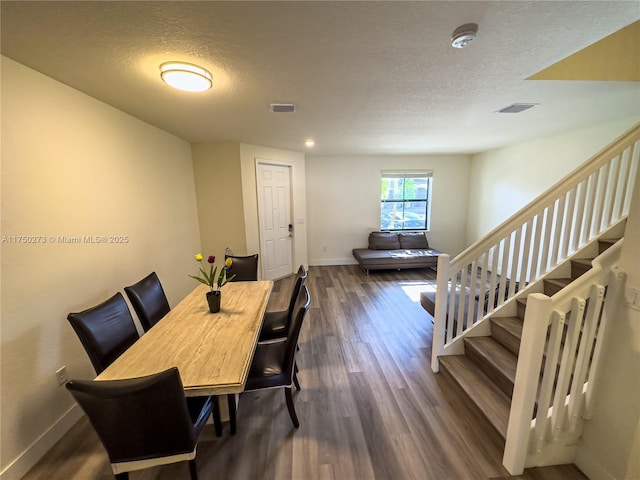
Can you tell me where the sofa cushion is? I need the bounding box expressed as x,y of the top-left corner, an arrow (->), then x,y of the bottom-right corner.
399,232 -> 429,249
368,232 -> 401,250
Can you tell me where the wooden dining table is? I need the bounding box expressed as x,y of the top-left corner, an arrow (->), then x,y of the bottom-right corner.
96,280 -> 273,432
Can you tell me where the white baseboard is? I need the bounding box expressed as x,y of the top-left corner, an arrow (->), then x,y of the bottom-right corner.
0,404 -> 82,480
308,258 -> 357,266
575,448 -> 617,480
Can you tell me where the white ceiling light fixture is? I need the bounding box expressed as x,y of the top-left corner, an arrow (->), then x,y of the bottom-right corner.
451,23 -> 478,49
304,139 -> 315,148
160,62 -> 212,92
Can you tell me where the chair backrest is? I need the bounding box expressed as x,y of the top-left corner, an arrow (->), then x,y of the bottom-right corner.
124,272 -> 171,332
283,285 -> 311,381
285,265 -> 308,326
225,254 -> 259,281
67,292 -> 139,374
66,368 -> 197,466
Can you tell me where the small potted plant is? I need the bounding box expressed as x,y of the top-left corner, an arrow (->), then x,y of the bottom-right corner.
189,254 -> 235,313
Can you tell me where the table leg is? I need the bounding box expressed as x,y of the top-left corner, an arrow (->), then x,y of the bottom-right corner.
213,396 -> 222,437
227,394 -> 237,435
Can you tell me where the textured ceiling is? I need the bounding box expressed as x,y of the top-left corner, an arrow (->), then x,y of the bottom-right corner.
2,1 -> 639,155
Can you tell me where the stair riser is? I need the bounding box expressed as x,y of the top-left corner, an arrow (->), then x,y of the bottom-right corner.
571,261 -> 591,279
598,240 -> 615,255
543,279 -> 570,296
439,360 -> 508,441
491,322 -> 521,356
517,300 -> 527,320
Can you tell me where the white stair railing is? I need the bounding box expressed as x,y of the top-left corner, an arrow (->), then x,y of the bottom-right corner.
502,241 -> 625,474
431,124 -> 640,371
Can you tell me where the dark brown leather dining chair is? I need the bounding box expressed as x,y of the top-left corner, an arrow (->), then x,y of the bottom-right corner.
243,285 -> 311,428
124,271 -> 171,332
67,292 -> 139,375
259,265 -> 307,343
68,292 -> 224,438
225,253 -> 259,281
66,367 -> 213,480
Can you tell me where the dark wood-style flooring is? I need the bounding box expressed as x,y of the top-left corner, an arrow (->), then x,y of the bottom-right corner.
23,266 -> 587,480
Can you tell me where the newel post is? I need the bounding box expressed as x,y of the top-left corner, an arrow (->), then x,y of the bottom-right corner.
503,293 -> 554,475
431,253 -> 450,372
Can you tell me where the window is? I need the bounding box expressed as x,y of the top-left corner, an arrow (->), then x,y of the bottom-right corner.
380,171 -> 432,231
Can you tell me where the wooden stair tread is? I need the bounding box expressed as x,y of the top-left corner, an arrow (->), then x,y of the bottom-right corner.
571,258 -> 592,267
545,277 -> 572,285
464,336 -> 517,397
491,316 -> 523,356
465,337 -> 517,380
439,355 -> 511,439
492,316 -> 523,339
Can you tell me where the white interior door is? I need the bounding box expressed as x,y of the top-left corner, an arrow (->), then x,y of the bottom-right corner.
256,162 -> 293,280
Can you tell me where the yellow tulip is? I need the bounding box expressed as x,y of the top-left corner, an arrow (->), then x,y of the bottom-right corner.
195,253 -> 203,261
225,258 -> 233,267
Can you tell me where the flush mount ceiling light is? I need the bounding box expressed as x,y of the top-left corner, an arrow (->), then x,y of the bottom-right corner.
451,23 -> 478,48
304,139 -> 315,148
159,62 -> 212,92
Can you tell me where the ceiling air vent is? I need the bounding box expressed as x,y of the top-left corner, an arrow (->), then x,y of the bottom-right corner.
270,103 -> 296,113
496,103 -> 538,114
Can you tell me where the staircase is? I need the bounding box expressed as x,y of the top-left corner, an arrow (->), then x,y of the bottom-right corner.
437,234 -> 622,441
429,123 -> 639,475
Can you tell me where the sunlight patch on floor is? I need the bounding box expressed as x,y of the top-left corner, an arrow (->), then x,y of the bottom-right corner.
399,281 -> 436,302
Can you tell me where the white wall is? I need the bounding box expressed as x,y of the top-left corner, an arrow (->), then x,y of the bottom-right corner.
239,144 -> 308,273
305,154 -> 471,265
192,143 -> 247,260
466,118 -> 639,245
0,56 -> 202,479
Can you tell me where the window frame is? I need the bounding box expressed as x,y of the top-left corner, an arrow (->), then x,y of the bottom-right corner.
380,170 -> 432,232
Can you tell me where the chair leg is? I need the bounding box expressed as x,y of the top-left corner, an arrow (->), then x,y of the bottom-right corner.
188,459 -> 198,480
293,371 -> 301,391
284,387 -> 299,428
294,361 -> 299,373
227,394 -> 237,435
212,396 -> 222,437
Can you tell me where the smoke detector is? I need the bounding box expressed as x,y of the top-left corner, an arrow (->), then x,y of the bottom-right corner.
451,23 -> 478,48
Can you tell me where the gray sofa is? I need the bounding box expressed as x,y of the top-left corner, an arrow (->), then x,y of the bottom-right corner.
352,231 -> 442,274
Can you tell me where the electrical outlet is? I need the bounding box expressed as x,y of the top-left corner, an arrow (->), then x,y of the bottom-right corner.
55,366 -> 68,386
